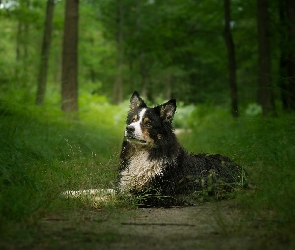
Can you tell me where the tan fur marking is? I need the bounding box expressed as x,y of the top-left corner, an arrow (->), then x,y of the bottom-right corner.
132,114 -> 138,122
142,128 -> 154,144
143,117 -> 150,124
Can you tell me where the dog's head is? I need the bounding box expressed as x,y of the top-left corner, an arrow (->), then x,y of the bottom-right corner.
124,91 -> 177,147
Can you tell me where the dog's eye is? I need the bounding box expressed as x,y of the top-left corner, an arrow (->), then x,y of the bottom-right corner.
143,117 -> 152,127
144,121 -> 152,127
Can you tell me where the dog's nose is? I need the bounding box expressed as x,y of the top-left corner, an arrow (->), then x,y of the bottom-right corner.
126,125 -> 135,134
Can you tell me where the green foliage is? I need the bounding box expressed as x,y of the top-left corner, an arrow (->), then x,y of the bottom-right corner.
0,82 -> 294,241
0,94 -> 126,239
97,0 -> 232,102
178,108 -> 295,229
245,103 -> 263,116
0,0 -> 295,243
173,102 -> 196,129
0,0 -> 291,108
79,2 -> 117,89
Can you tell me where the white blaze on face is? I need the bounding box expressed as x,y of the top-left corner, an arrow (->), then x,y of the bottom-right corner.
125,108 -> 147,140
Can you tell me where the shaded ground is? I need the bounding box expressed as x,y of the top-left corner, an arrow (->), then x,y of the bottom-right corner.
2,200 -> 292,250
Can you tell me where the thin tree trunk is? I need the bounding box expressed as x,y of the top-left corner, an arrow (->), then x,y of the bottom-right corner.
61,0 -> 79,112
139,52 -> 148,99
113,60 -> 123,104
113,0 -> 123,104
257,0 -> 275,115
278,0 -> 289,110
24,23 -> 28,60
286,0 -> 295,110
36,0 -> 55,105
15,2 -> 29,82
279,55 -> 289,110
89,38 -> 96,83
223,0 -> 239,117
136,0 -> 147,99
15,20 -> 23,81
16,21 -> 22,62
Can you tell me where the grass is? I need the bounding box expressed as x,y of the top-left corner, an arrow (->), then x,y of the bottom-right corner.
0,93 -> 294,245
0,98 -> 125,240
178,106 -> 295,238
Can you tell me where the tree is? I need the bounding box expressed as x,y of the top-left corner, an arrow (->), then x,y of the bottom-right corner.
286,0 -> 295,110
15,0 -> 30,80
257,0 -> 275,115
112,0 -> 124,104
278,0 -> 295,111
136,0 -> 147,99
36,0 -> 55,105
279,0 -> 289,110
61,0 -> 79,112
223,0 -> 238,117
97,0 -> 229,104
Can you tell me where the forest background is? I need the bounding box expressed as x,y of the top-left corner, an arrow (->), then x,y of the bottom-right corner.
0,0 -> 295,247
1,0 -> 294,113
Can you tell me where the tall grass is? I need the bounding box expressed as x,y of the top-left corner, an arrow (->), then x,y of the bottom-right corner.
0,98 -> 124,239
178,105 -> 295,232
1,91 -> 294,242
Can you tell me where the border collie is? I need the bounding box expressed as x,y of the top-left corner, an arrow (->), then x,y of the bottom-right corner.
118,91 -> 247,206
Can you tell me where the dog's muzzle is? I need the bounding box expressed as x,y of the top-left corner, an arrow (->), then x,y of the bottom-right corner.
124,125 -> 147,144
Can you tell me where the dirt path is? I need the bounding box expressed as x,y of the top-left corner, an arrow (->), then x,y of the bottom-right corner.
6,200 -> 284,250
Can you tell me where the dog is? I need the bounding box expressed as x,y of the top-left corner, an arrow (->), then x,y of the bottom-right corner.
118,91 -> 247,206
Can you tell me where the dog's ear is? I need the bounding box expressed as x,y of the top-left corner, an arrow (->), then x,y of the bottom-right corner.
155,99 -> 177,123
129,91 -> 147,110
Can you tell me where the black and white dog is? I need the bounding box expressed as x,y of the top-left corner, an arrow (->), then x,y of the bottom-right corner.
118,91 -> 246,206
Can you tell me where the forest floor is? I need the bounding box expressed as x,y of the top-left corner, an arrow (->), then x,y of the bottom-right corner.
1,200 -> 290,250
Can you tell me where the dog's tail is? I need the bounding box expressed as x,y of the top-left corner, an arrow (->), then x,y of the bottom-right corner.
61,188 -> 116,202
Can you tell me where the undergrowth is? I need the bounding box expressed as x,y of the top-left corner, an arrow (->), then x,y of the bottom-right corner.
178,106 -> 295,237
0,91 -> 294,243
0,99 -> 124,239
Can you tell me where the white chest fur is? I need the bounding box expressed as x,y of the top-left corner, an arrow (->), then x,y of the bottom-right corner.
119,151 -> 165,192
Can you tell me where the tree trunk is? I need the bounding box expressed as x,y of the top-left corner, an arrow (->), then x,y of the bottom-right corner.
278,0 -> 289,110
61,0 -> 79,112
286,0 -> 295,110
113,0 -> 123,104
257,0 -> 275,116
16,21 -> 22,62
223,0 -> 239,117
136,0 -> 147,100
15,20 -> 24,82
139,51 -> 147,99
36,0 -> 55,105
15,0 -> 30,82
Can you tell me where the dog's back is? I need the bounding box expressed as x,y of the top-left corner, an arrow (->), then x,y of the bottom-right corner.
119,91 -> 246,206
